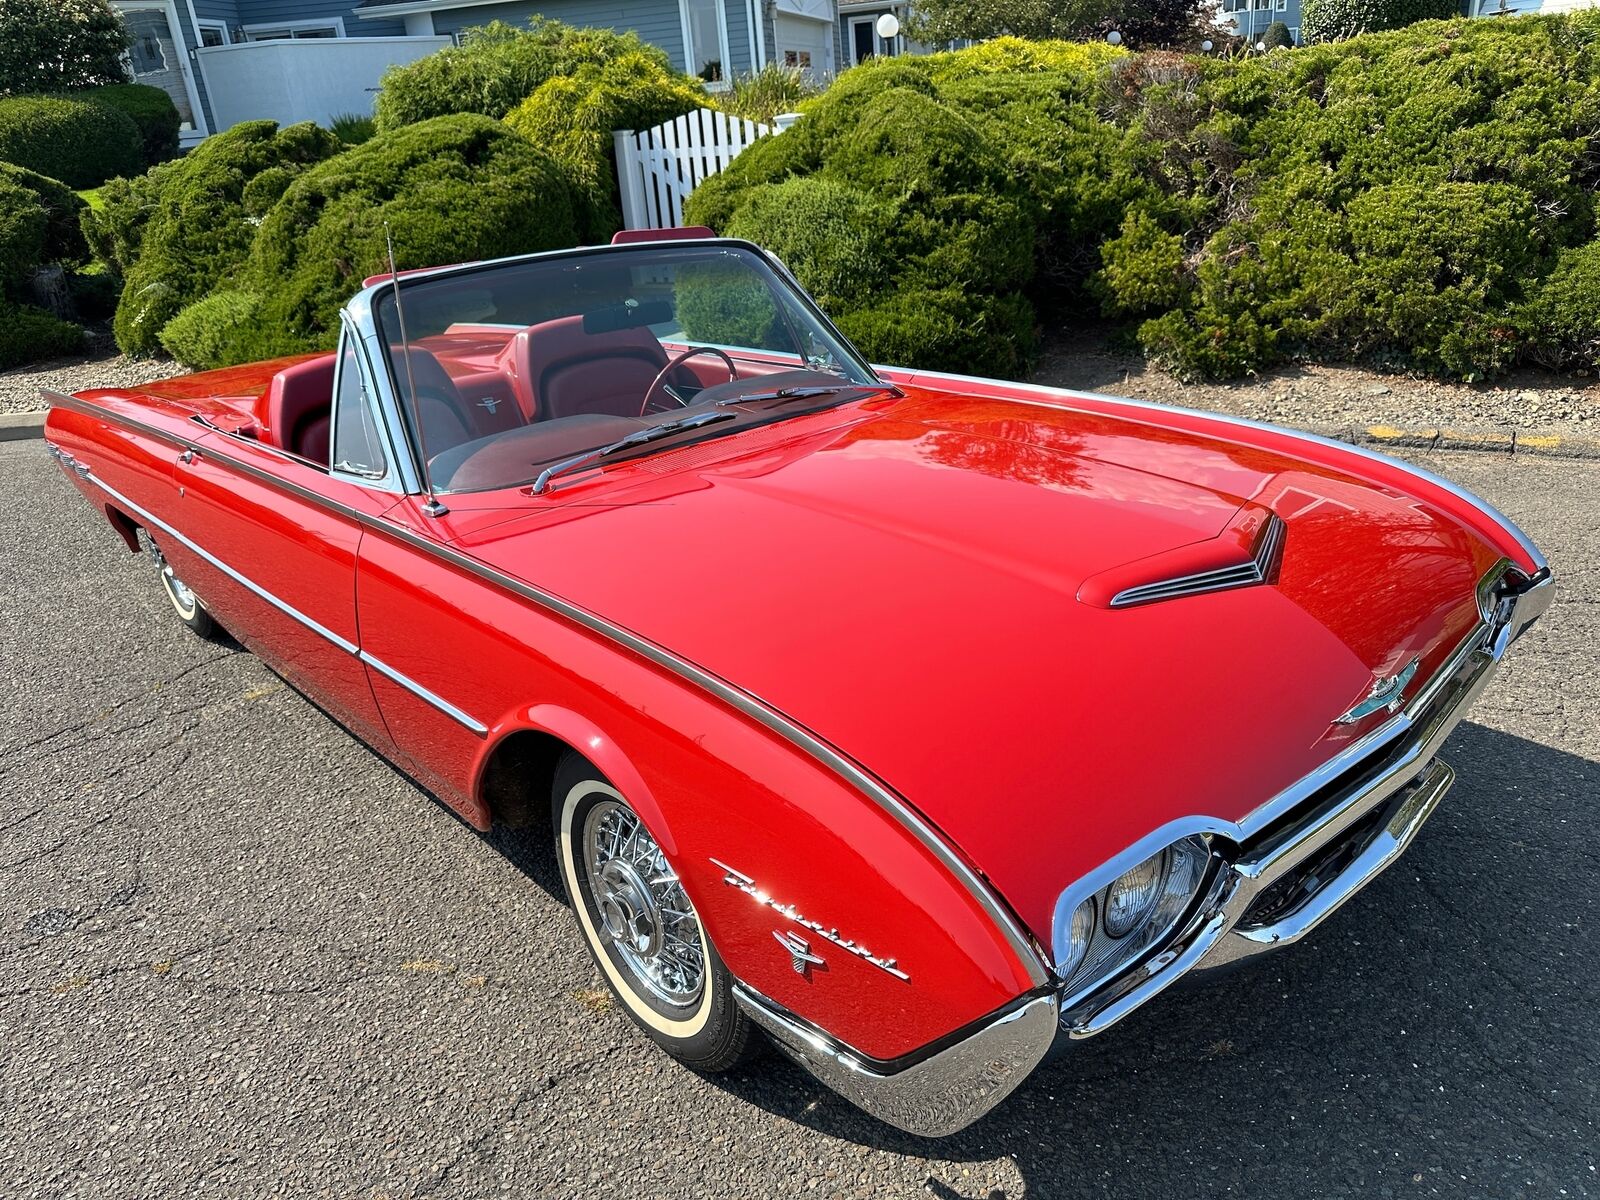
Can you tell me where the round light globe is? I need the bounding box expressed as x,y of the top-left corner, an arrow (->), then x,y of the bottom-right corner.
1106,29 -> 1123,45
1201,39 -> 1214,51
1255,40 -> 1266,51
875,12 -> 899,39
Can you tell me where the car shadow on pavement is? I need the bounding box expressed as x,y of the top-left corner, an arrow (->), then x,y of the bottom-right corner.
706,721 -> 1598,1194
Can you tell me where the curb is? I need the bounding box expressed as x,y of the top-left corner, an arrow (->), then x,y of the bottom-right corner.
0,411 -> 47,442
1314,423 -> 1600,460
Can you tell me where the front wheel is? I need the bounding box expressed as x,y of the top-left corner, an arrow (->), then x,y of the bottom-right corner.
141,530 -> 220,640
553,752 -> 755,1071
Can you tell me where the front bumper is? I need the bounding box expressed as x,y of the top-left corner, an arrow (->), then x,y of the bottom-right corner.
736,564 -> 1553,1137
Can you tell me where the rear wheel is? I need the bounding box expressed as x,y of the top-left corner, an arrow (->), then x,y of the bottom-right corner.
552,752 -> 755,1071
141,531 -> 220,640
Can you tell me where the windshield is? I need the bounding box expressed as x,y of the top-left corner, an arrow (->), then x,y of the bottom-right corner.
370,244 -> 880,494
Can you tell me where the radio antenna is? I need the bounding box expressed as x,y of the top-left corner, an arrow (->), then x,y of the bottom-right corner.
384,223 -> 446,517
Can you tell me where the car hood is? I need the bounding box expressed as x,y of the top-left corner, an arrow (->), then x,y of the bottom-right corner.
446,389 -> 1500,946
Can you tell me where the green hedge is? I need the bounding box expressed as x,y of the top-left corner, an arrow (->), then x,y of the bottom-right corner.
1301,0 -> 1459,43
0,162 -> 87,287
161,115 -> 581,368
0,300 -> 84,368
503,51 -> 702,240
375,18 -> 678,130
79,83 -> 181,166
695,18 -> 1600,381
111,120 -> 341,356
0,95 -> 142,188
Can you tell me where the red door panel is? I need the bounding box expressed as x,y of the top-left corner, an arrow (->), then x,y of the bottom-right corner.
172,435 -> 400,753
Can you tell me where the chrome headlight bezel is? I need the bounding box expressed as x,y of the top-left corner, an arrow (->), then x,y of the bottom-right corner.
1051,830 -> 1223,999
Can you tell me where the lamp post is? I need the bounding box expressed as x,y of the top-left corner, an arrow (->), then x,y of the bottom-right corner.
875,11 -> 899,56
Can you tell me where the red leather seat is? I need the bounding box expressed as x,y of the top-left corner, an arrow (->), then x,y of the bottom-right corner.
262,354 -> 336,465
508,316 -> 671,422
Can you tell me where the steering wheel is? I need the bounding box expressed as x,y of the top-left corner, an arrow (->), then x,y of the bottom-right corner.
640,346 -> 738,416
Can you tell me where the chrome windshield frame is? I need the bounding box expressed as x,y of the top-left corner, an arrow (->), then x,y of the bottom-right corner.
339,238 -> 883,498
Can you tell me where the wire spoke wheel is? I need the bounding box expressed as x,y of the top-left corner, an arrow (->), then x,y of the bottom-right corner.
581,798 -> 705,1010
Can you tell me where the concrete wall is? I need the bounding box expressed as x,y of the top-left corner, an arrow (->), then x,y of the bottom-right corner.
195,35 -> 449,129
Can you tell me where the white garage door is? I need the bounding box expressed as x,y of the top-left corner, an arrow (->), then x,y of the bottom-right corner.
773,14 -> 831,82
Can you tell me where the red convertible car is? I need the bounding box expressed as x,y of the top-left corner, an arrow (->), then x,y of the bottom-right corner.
45,234 -> 1552,1136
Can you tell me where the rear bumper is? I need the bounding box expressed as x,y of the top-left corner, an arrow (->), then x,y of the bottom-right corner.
736,563 -> 1553,1137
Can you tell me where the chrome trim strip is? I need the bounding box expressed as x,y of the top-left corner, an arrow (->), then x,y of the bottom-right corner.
358,650 -> 489,735
1111,513 -> 1284,608
72,467 -> 487,736
50,392 -> 1048,983
732,983 -> 1058,1137
87,471 -> 361,656
880,366 -> 1549,574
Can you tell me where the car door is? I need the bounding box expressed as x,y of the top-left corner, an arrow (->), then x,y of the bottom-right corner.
173,330 -> 402,755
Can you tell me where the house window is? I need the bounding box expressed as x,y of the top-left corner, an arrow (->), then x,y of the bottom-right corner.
681,0 -> 729,85
1275,0 -> 1288,10
244,19 -> 345,40
196,20 -> 230,47
783,49 -> 812,69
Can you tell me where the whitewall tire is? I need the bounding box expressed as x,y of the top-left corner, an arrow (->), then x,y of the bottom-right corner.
552,752 -> 755,1071
141,530 -> 221,640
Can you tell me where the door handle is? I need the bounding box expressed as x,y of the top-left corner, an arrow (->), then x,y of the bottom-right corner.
178,448 -> 196,465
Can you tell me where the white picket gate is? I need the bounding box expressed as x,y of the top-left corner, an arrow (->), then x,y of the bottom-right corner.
613,108 -> 799,231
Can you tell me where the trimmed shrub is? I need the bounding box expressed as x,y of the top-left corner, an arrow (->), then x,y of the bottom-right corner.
79,83 -> 180,165
721,177 -> 894,309
1097,209 -> 1189,314
112,120 -> 341,356
0,301 -> 84,368
157,289 -> 264,369
375,18 -> 677,130
79,166 -> 168,277
0,162 -> 87,280
836,288 -> 1036,377
1516,239 -> 1600,370
1301,0 -> 1459,43
0,0 -> 129,96
176,114 -> 580,365
0,95 -> 142,188
503,51 -> 702,240
1262,21 -> 1294,49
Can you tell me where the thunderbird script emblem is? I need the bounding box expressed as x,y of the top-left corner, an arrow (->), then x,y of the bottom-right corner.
1335,657 -> 1420,725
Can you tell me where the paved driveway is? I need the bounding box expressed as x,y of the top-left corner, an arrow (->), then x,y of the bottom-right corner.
2,439 -> 1595,1199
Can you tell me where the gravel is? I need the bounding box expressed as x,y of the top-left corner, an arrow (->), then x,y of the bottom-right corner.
0,326 -> 186,415
1030,325 -> 1600,440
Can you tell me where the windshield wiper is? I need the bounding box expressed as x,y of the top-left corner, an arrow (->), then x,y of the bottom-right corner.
714,382 -> 903,407
529,410 -> 734,494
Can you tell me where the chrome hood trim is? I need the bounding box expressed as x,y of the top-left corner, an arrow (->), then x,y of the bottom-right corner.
1110,512 -> 1285,608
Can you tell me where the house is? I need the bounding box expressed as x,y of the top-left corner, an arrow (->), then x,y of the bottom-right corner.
113,0 -> 927,144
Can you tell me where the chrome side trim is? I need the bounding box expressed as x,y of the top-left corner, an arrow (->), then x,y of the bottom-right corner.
88,471 -> 360,656
74,468 -> 487,736
733,984 -> 1058,1137
1110,513 -> 1285,608
50,392 -> 1048,984
880,366 -> 1549,574
358,650 -> 489,735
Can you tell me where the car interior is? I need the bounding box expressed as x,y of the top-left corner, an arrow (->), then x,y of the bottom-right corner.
244,247 -> 870,491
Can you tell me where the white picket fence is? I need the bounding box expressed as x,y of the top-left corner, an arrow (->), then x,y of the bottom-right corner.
614,108 -> 800,231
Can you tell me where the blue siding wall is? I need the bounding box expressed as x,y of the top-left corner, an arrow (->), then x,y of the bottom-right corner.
429,1 -> 755,77
193,0 -> 242,25
237,0 -> 407,37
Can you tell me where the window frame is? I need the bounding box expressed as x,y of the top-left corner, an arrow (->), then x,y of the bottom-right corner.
678,0 -> 732,91
242,18 -> 346,40
329,317 -> 405,492
194,18 -> 231,46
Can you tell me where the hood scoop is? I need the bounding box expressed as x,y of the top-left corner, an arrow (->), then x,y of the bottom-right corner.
1080,505 -> 1285,609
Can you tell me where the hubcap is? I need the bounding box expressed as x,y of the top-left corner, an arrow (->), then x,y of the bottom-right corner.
145,535 -> 196,611
581,799 -> 704,1009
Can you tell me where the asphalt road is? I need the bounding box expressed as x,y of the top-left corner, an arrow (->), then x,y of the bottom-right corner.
2,438 -> 1595,1199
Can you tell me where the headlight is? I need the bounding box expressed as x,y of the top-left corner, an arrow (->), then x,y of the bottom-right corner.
1059,896 -> 1096,978
1103,852 -> 1166,937
1051,835 -> 1214,993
